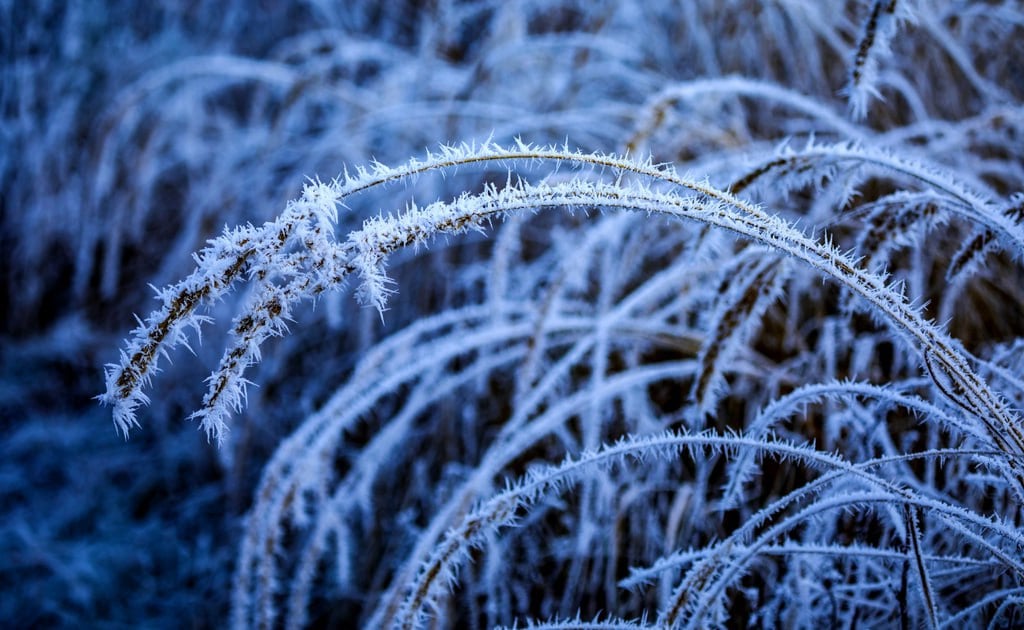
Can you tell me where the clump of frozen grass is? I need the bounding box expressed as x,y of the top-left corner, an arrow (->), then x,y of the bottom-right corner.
104,141 -> 1024,628
85,1 -> 1024,628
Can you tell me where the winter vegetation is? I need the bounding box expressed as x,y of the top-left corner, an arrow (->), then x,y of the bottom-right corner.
4,0 -> 1024,627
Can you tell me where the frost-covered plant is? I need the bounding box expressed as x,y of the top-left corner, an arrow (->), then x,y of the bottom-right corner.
102,132 -> 1024,627
98,1 -> 1024,627
6,0 -> 1024,627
